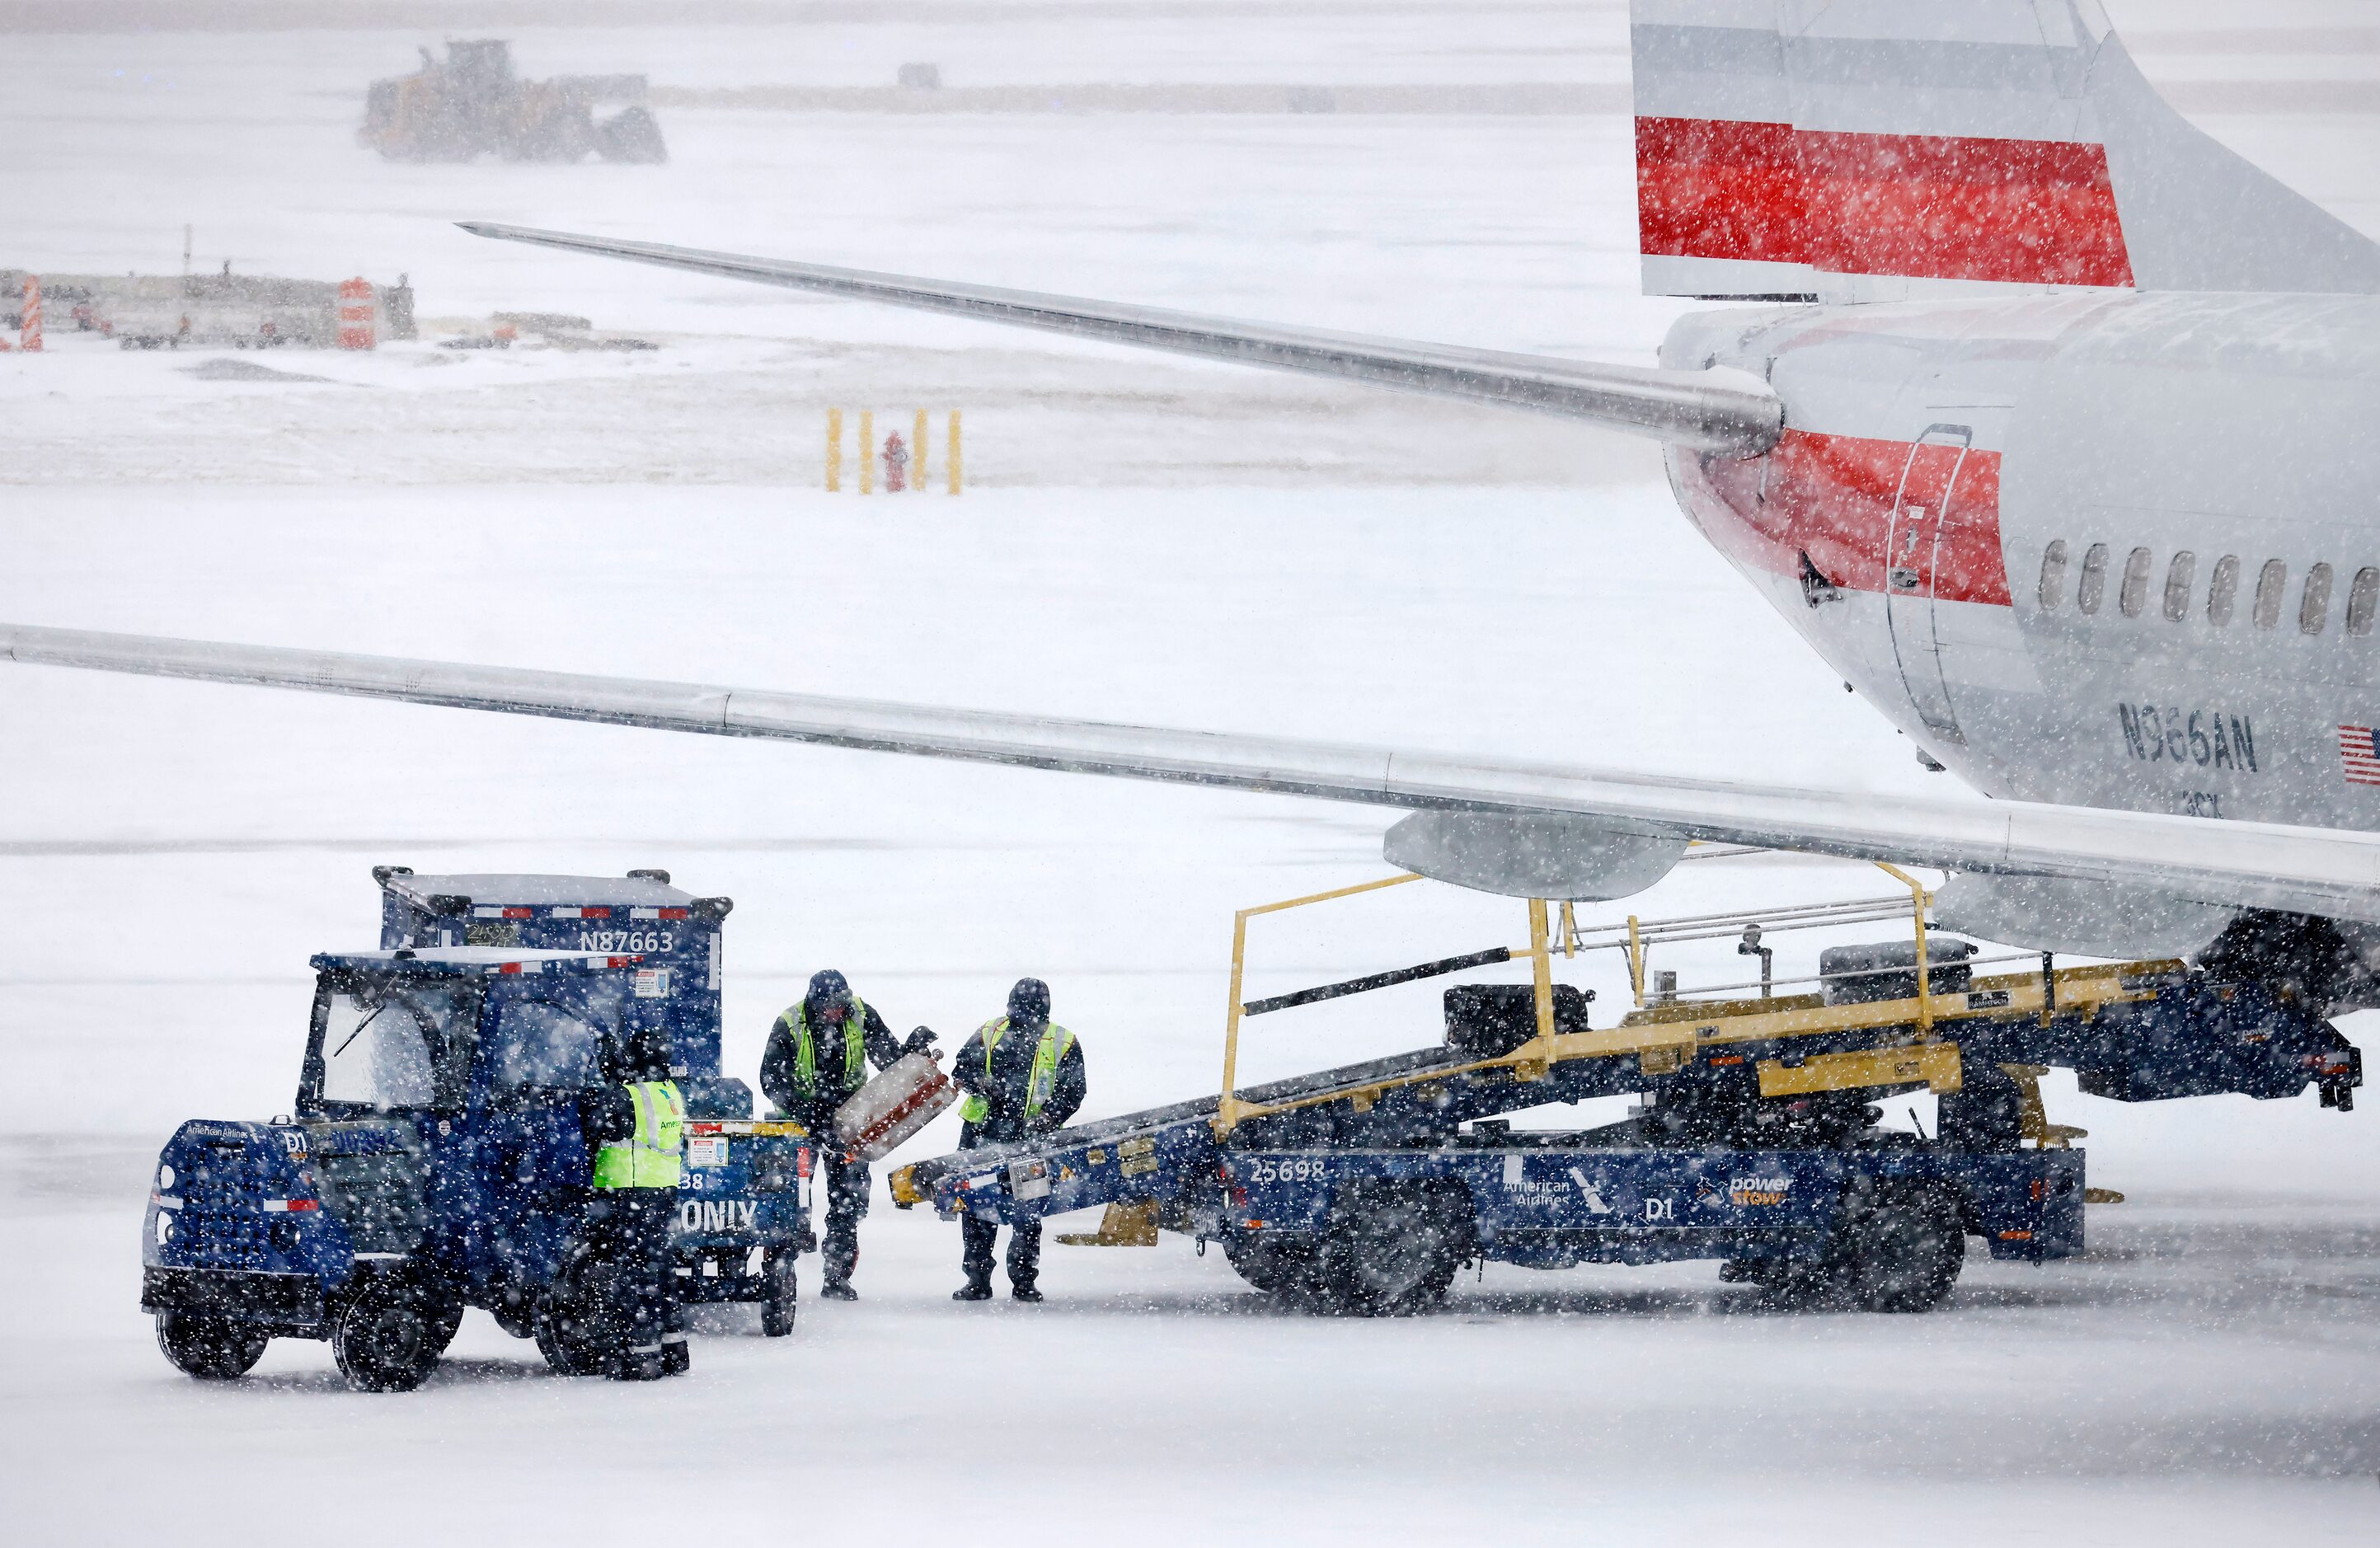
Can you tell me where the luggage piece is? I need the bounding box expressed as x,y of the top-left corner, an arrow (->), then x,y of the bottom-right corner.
834,1052 -> 958,1162
1819,939 -> 1976,1006
1443,983 -> 1594,1058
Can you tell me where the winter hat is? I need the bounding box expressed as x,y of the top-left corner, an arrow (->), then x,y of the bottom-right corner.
1007,978 -> 1052,1026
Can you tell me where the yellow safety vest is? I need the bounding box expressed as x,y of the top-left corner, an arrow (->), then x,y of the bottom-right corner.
778,997 -> 871,1096
592,1079 -> 684,1189
957,1018 -> 1074,1126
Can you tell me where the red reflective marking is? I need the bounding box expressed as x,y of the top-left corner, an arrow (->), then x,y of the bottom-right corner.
1637,116 -> 2133,287
500,962 -> 523,973
1801,130 -> 2133,288
285,1198 -> 319,1212
658,908 -> 690,920
1636,115 -> 1809,266
1686,429 -> 2009,607
502,907 -> 533,920
581,906 -> 613,920
1998,1229 -> 2034,1241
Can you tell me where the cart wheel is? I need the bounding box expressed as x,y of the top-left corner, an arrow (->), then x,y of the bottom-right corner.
491,1293 -> 537,1340
1753,1255 -> 1856,1311
535,1250 -> 616,1376
424,1293 -> 466,1358
154,1311 -> 267,1380
1315,1182 -> 1467,1316
332,1278 -> 444,1392
1852,1190 -> 1965,1313
760,1246 -> 799,1337
1221,1230 -> 1317,1298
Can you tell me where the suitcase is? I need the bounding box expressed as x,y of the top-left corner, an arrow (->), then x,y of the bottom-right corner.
834,1052 -> 959,1162
1818,938 -> 1976,1006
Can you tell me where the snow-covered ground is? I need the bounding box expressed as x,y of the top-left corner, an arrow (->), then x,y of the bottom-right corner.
5,2 -> 2380,1542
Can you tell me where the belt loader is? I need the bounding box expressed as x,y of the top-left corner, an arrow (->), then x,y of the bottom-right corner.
138,870 -> 814,1391
893,870 -> 2361,1314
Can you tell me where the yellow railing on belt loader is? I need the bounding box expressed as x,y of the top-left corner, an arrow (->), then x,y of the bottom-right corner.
1210,860 -> 2173,1138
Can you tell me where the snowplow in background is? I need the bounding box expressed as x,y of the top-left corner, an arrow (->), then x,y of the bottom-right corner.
362,40 -> 667,164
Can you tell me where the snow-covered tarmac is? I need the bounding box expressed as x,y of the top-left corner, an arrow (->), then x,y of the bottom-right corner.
7,3 -> 2380,1541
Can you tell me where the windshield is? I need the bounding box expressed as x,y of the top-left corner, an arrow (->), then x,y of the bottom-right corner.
317,983 -> 473,1112
490,993 -> 610,1094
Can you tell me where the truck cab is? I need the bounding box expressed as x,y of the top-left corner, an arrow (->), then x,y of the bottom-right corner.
140,941 -> 808,1391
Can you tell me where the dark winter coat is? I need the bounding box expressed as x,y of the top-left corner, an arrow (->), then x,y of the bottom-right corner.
951,1018 -> 1086,1147
759,997 -> 904,1131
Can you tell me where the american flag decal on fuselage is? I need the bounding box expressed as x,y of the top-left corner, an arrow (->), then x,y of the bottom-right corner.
2340,726 -> 2380,787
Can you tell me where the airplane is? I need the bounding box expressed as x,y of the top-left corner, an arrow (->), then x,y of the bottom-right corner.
8,1 -> 2380,1016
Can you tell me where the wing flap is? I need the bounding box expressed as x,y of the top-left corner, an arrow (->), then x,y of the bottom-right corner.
7,622 -> 2378,924
455,222 -> 1783,454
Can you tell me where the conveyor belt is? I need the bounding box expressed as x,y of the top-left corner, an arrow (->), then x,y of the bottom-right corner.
897,1041 -> 1469,1193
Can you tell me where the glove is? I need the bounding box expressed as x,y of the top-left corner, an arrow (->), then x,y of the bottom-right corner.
902,1025 -> 940,1059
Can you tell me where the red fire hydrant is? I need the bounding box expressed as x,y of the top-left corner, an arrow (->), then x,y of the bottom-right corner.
882,431 -> 910,493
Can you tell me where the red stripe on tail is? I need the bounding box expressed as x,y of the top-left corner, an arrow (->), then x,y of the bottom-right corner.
1636,116 -> 1810,267
1639,116 -> 2134,288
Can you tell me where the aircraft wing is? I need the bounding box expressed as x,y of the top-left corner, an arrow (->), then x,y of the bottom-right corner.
455,222 -> 1782,455
6,621 -> 2377,924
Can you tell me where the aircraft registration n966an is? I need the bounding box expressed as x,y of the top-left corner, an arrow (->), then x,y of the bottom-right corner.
9,1 -> 2380,1004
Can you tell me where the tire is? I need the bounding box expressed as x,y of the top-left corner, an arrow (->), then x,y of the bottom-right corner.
534,1248 -> 615,1377
1313,1182 -> 1467,1316
424,1295 -> 465,1357
332,1278 -> 444,1392
154,1311 -> 266,1380
760,1246 -> 799,1338
1754,1255 -> 1857,1312
491,1292 -> 537,1340
1851,1191 -> 1965,1314
1222,1231 -> 1317,1297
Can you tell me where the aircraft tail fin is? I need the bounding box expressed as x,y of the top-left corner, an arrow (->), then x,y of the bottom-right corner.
1631,1 -> 2380,301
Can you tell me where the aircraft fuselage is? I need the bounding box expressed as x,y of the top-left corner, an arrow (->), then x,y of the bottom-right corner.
1667,291 -> 2380,831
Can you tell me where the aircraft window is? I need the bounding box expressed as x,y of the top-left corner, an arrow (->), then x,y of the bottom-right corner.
2077,543 -> 2110,614
2208,556 -> 2240,626
2254,560 -> 2288,629
2118,546 -> 2152,617
2301,562 -> 2334,635
2162,551 -> 2195,622
2036,541 -> 2068,610
2349,568 -> 2380,636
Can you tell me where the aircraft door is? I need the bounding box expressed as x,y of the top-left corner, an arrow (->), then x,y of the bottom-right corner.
1885,425 -> 1973,746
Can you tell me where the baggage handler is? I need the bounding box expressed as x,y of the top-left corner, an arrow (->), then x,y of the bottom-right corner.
760,969 -> 931,1299
951,978 -> 1085,1302
581,1021 -> 687,1380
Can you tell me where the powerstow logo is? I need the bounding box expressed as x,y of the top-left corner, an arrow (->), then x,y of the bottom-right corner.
1729,1175 -> 1791,1207
678,1199 -> 757,1233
